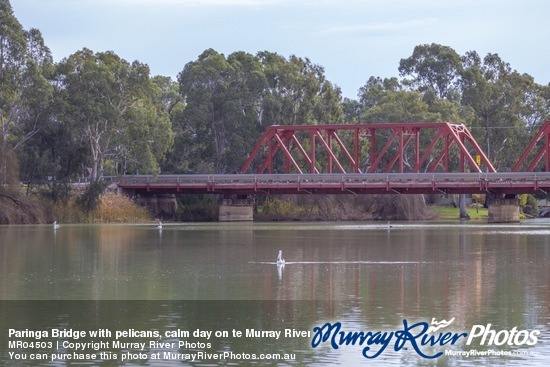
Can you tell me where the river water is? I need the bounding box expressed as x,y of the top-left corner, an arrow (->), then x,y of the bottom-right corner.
0,221 -> 548,366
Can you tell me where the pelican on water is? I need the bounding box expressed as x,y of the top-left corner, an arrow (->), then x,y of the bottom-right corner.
53,221 -> 60,229
157,221 -> 163,229
277,250 -> 285,265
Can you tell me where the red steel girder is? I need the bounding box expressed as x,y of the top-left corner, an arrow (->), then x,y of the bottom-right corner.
513,121 -> 550,172
240,123 -> 496,174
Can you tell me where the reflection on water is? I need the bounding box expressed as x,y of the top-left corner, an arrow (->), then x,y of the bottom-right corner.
0,221 -> 549,365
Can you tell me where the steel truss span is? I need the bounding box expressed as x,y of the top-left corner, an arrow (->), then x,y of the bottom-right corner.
239,122 -> 497,174
116,172 -> 550,196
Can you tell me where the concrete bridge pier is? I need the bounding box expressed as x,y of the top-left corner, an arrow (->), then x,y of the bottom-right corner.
487,195 -> 520,223
219,196 -> 254,222
135,193 -> 178,218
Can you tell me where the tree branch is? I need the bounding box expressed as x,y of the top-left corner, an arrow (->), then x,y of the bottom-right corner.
0,191 -> 21,206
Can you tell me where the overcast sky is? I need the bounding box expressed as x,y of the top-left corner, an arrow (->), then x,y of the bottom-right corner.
11,0 -> 550,98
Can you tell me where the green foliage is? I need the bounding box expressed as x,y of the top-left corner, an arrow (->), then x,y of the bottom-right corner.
399,43 -> 463,99
174,195 -> 218,221
363,90 -> 440,122
174,49 -> 343,174
458,51 -> 539,170
1,1 -> 54,187
518,194 -> 538,217
259,197 -> 302,220
53,48 -> 174,181
76,181 -> 107,213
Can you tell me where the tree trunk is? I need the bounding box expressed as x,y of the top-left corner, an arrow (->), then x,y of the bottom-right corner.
459,194 -> 470,220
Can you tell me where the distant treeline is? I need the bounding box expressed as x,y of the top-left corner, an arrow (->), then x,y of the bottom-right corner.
1,0 -> 549,220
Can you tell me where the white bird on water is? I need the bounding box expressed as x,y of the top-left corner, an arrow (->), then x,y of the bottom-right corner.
156,221 -> 163,229
53,221 -> 60,229
277,250 -> 285,265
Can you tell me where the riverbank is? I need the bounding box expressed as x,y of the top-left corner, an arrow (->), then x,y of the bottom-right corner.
254,195 -> 435,222
52,193 -> 152,224
0,190 -> 152,224
0,189 -> 48,224
1,189 -> 536,224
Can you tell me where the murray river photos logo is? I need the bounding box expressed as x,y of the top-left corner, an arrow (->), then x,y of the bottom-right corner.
311,318 -> 540,359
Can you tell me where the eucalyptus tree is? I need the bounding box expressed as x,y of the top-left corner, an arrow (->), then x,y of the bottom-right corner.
224,51 -> 270,170
357,75 -> 458,124
55,49 -> 173,181
177,49 -> 343,174
398,43 -> 463,100
341,98 -> 362,124
362,90 -> 441,124
0,0 -> 53,185
0,0 -> 26,153
358,76 -> 402,110
522,82 -> 550,132
177,49 -> 265,173
152,75 -> 185,116
258,51 -> 342,125
18,110 -> 88,201
153,76 -> 190,173
177,48 -> 233,173
460,52 -> 542,170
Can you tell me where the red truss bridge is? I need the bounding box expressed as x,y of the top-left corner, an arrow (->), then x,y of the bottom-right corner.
117,121 -> 550,196
240,122 -> 496,174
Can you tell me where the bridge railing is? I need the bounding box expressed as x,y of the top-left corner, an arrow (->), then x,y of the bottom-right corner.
115,172 -> 550,185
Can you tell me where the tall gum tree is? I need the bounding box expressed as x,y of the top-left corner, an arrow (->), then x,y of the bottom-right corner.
460,52 -> 543,170
177,49 -> 343,174
258,51 -> 342,126
398,43 -> 463,100
56,49 -> 173,181
1,0 -> 53,185
177,49 -> 239,173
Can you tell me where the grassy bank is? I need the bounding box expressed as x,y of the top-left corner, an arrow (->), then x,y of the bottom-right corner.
432,205 -> 488,220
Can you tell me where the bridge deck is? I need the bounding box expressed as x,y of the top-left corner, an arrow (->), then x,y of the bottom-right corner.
115,173 -> 550,195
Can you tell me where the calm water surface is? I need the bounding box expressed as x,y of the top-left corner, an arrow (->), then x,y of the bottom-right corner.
0,221 -> 549,366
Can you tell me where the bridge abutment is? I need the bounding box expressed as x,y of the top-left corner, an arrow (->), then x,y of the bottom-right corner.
135,194 -> 178,218
487,197 -> 520,223
219,197 -> 254,222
